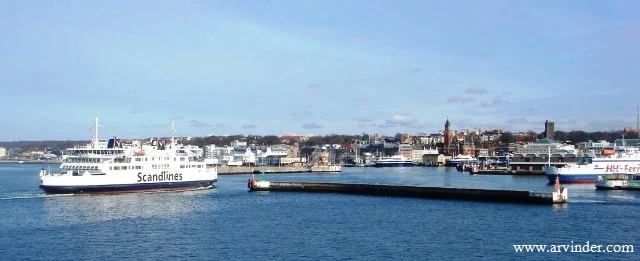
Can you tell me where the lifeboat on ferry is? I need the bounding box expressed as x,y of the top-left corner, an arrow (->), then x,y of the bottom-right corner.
601,148 -> 615,156
134,150 -> 146,156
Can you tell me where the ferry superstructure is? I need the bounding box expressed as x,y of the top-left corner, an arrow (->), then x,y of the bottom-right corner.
544,147 -> 640,184
596,173 -> 640,190
445,155 -> 478,167
38,118 -> 218,194
373,155 -> 414,167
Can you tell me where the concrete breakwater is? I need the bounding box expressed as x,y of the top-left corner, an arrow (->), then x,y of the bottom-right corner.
248,180 -> 568,204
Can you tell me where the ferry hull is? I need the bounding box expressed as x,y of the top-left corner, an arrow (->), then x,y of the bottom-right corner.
546,174 -> 598,184
40,179 -> 217,194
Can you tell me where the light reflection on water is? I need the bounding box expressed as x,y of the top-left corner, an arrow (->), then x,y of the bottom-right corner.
41,188 -> 218,225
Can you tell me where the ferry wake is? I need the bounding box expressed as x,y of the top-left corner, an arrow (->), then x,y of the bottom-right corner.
38,118 -> 218,194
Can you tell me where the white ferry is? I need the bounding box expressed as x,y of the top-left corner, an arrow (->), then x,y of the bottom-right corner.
373,155 -> 414,167
544,147 -> 640,184
596,173 -> 640,190
445,155 -> 478,167
38,118 -> 218,194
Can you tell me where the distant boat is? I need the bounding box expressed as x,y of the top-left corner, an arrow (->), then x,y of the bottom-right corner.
596,173 -> 640,190
445,155 -> 477,167
373,155 -> 414,167
18,161 -> 24,164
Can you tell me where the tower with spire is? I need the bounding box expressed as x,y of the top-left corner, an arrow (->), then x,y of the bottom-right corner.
443,118 -> 452,155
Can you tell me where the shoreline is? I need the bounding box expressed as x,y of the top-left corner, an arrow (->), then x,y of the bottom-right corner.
0,160 -> 61,164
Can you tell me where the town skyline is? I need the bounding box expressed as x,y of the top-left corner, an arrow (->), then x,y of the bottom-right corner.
2,1 -> 639,140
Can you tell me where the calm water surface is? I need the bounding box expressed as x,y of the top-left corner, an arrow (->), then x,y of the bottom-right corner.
0,163 -> 638,260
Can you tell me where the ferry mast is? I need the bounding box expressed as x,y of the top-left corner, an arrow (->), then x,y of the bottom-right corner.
93,116 -> 99,148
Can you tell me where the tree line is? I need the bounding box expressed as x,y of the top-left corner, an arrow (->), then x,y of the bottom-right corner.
497,130 -> 639,145
3,130 -> 638,151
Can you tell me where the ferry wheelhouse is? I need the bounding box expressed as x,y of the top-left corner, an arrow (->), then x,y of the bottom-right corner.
38,118 -> 217,194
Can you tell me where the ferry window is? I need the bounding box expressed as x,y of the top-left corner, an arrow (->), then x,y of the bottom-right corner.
180,165 -> 185,168
135,158 -> 141,162
197,165 -> 202,168
109,166 -> 112,170
180,157 -> 185,161
114,166 -> 120,170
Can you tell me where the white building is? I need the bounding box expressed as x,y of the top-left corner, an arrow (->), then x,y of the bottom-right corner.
576,140 -> 611,154
230,140 -> 248,148
412,148 -> 439,163
0,147 -> 6,158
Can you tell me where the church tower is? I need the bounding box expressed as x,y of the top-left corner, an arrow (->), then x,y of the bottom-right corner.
444,119 -> 451,154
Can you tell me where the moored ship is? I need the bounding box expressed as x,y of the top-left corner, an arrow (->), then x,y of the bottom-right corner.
38,118 -> 218,194
445,155 -> 478,167
373,155 -> 414,167
596,173 -> 640,190
544,147 -> 640,184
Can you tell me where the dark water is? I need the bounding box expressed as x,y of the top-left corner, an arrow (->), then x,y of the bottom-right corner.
1,164 -> 638,260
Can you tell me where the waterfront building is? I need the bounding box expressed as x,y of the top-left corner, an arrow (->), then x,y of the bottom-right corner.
510,138 -> 579,171
279,157 -> 307,166
422,153 -> 448,165
0,147 -> 5,158
515,138 -> 577,154
256,146 -> 289,165
576,140 -> 611,154
398,144 -> 413,160
411,148 -> 438,163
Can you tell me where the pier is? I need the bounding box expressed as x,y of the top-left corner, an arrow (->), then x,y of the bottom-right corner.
248,180 -> 568,204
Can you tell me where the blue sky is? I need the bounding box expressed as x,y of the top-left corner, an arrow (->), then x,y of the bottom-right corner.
1,0 -> 639,141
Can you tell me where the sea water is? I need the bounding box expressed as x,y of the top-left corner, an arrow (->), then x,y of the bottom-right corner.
0,163 -> 638,260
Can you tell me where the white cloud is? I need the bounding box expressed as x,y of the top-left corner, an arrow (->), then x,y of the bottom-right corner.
447,95 -> 475,103
465,85 -> 488,94
386,114 -> 417,125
